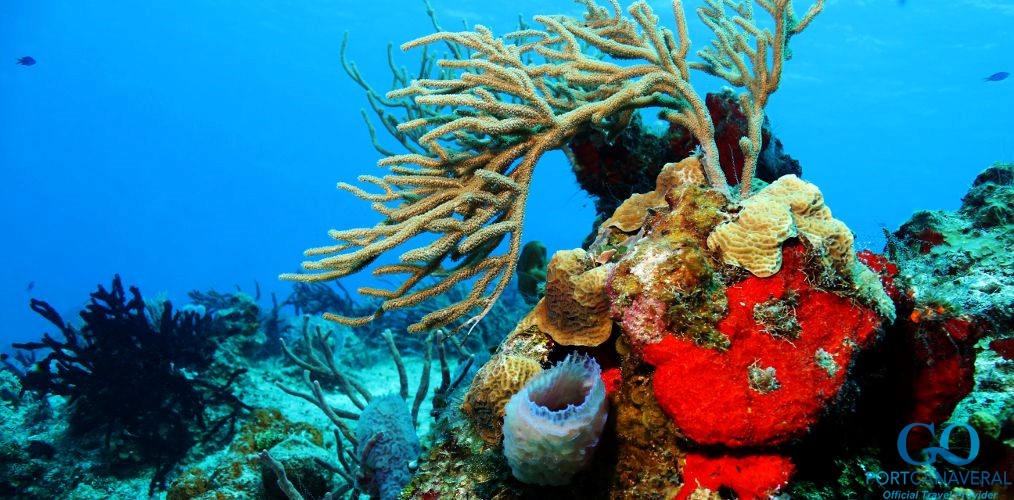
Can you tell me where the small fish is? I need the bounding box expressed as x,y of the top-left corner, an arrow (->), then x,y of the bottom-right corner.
26,281 -> 35,291
16,56 -> 36,66
984,71 -> 1009,82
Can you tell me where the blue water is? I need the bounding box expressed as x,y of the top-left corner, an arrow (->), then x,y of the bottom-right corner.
2,0 -> 1011,349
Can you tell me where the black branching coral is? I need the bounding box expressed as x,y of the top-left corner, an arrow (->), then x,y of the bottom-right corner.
12,275 -> 251,493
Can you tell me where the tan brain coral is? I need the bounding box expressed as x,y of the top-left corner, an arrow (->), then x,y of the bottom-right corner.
707,175 -> 855,277
707,192 -> 797,277
601,157 -> 707,234
657,157 -> 707,194
461,353 -> 543,444
532,248 -> 614,347
602,192 -> 668,232
797,217 -> 855,268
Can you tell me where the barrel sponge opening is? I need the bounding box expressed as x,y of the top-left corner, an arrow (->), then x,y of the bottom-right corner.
502,353 -> 609,486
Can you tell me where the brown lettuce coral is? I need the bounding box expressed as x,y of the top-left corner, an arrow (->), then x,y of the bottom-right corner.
532,248 -> 614,347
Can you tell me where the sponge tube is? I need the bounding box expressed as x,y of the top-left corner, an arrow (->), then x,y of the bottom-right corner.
502,353 -> 609,485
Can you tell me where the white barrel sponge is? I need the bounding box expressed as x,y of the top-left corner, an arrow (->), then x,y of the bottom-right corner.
502,352 -> 609,485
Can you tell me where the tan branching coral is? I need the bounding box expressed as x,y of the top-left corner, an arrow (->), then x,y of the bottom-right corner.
338,0 -> 468,159
692,0 -> 825,197
284,0 -> 823,334
532,249 -> 613,346
461,354 -> 543,444
707,175 -> 854,277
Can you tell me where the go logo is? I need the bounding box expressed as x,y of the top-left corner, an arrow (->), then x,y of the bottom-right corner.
897,423 -> 979,466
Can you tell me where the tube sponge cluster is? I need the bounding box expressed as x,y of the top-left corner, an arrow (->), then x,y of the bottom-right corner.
502,353 -> 608,486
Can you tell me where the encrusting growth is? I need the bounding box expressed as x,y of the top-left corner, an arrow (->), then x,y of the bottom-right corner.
283,0 -> 823,334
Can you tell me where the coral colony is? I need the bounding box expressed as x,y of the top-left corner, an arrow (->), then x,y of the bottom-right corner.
4,1 -> 1012,499
282,0 -> 1012,497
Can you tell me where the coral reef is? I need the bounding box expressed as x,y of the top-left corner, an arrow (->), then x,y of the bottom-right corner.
11,1 -> 1014,499
279,0 -> 1014,497
887,163 -> 1013,484
11,276 -> 251,493
410,147 -> 897,499
891,163 -> 1013,333
773,164 -> 1014,499
587,151 -> 890,495
369,1 -> 902,497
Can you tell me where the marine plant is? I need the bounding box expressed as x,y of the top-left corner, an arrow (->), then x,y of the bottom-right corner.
284,0 -> 824,334
11,275 -> 250,493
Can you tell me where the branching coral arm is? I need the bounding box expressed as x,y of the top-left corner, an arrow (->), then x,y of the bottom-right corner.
284,0 -> 823,334
694,0 -> 824,197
